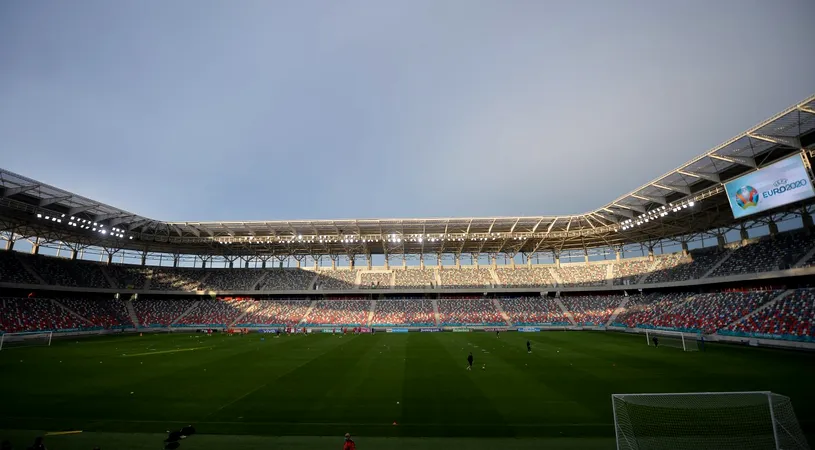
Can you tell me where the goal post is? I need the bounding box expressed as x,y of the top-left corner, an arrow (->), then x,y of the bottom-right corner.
0,331 -> 53,351
612,391 -> 810,450
645,329 -> 699,351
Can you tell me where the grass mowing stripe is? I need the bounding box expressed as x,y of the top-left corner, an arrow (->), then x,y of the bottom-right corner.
201,335 -> 356,420
122,347 -> 210,357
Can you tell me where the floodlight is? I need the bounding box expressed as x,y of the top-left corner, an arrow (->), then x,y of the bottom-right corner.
37,214 -> 42,218
689,201 -> 695,207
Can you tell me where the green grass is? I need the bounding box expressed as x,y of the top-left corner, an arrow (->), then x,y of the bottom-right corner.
1,331 -> 814,449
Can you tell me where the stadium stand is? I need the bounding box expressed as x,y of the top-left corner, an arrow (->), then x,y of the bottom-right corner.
175,298 -> 253,326
304,300 -> 370,326
726,289 -> 814,340
58,298 -> 132,329
496,267 -> 555,288
561,295 -> 622,326
371,299 -> 435,326
132,298 -> 195,327
439,268 -> 494,288
556,263 -> 607,287
256,269 -> 314,291
29,255 -> 109,288
613,259 -> 651,285
0,298 -> 85,333
393,268 -> 436,289
437,298 -> 503,326
0,251 -> 40,284
203,270 -> 262,291
360,272 -> 391,289
643,248 -> 724,284
624,290 -> 777,334
315,270 -> 357,290
150,268 -> 204,291
236,299 -> 311,326
711,231 -> 814,277
499,297 -> 569,325
104,264 -> 149,289
613,292 -> 691,329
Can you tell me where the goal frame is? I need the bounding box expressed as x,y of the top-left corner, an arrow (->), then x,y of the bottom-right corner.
0,331 -> 53,350
611,391 -> 809,450
645,329 -> 699,351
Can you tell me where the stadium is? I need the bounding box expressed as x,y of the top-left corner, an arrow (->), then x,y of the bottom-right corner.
3,1 -> 815,448
1,94 -> 815,449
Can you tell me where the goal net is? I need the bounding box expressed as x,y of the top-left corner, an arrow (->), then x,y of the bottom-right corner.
0,331 -> 53,350
612,391 -> 810,450
645,329 -> 699,351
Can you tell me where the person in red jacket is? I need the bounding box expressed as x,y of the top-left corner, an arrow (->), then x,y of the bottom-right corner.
343,433 -> 356,450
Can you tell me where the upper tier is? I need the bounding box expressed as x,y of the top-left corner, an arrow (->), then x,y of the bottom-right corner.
2,228 -> 815,293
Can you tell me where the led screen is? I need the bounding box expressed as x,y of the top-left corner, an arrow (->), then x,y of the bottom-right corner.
724,155 -> 815,219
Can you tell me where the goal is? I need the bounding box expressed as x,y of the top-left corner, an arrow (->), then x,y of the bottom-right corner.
0,331 -> 53,350
645,329 -> 699,351
612,391 -> 810,450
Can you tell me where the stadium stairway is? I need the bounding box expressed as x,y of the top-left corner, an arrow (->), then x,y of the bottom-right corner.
143,270 -> 153,290
489,268 -> 501,286
635,260 -> 660,285
605,265 -> 614,286
366,300 -> 376,327
491,298 -> 513,327
432,299 -> 441,325
723,289 -> 794,331
700,248 -> 734,279
52,299 -> 93,327
306,272 -> 319,290
229,301 -> 261,327
17,254 -> 46,285
434,270 -> 442,287
554,297 -> 577,325
125,300 -> 140,328
354,271 -> 362,288
99,266 -> 119,289
794,245 -> 815,268
171,301 -> 202,325
605,296 -> 630,327
548,267 -> 563,286
196,272 -> 211,290
251,271 -> 270,290
298,300 -> 318,326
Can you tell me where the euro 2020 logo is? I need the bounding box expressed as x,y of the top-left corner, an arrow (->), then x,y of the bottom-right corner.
734,185 -> 759,210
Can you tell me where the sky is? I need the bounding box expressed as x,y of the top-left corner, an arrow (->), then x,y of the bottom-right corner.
1,0 -> 814,223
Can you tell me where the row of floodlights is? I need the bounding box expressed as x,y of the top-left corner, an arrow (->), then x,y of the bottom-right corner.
217,232 -> 509,245
36,213 -> 133,239
619,201 -> 695,231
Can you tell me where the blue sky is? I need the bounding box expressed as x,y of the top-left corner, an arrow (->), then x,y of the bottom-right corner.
1,0 -> 814,223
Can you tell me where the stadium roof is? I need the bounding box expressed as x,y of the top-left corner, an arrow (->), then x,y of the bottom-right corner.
2,95 -> 815,257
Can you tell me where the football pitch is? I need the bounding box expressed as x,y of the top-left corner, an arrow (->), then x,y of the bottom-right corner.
1,331 -> 814,450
